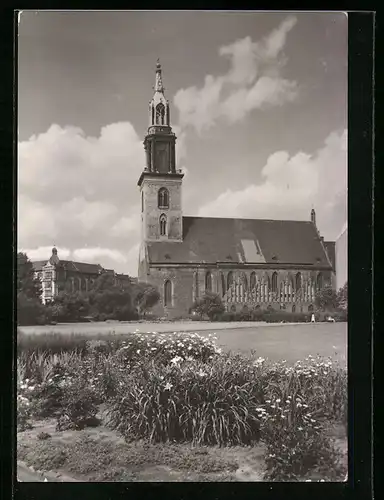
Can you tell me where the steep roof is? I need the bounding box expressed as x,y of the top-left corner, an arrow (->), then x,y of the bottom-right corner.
57,261 -> 104,274
146,216 -> 333,268
31,261 -> 47,272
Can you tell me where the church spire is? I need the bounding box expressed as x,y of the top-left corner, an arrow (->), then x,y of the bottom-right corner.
148,59 -> 170,129
155,58 -> 164,93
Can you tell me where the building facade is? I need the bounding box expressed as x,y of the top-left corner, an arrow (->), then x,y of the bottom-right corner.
138,61 -> 337,319
33,247 -> 133,304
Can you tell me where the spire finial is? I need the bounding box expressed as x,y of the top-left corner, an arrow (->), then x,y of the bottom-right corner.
154,58 -> 164,92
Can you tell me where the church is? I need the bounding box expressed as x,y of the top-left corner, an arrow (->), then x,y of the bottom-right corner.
138,61 -> 336,319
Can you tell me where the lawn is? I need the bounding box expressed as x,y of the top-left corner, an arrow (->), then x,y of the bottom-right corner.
19,321 -> 347,365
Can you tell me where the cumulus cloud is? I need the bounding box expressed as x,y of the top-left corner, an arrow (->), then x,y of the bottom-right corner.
198,129 -> 347,240
18,122 -> 145,275
174,16 -> 298,133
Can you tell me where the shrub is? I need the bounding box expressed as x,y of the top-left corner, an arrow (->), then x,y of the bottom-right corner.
17,394 -> 33,431
17,293 -> 51,326
191,293 -> 225,320
106,356 -> 264,446
56,381 -> 100,431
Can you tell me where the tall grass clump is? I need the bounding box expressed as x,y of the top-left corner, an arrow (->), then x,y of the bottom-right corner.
106,354 -> 267,446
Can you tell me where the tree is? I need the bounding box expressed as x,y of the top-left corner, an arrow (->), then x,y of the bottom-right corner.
191,292 -> 225,320
17,252 -> 41,299
51,291 -> 90,322
314,285 -> 338,312
337,282 -> 348,311
134,285 -> 160,317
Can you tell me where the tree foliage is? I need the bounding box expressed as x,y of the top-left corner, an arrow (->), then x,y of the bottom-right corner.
134,285 -> 160,317
337,282 -> 348,311
191,292 -> 225,320
17,252 -> 41,299
314,286 -> 338,312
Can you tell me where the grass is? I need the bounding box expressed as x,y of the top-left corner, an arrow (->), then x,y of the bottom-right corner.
18,321 -> 347,365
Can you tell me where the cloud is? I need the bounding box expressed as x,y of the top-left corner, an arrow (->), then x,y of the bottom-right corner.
20,246 -> 72,261
18,122 -> 145,275
174,16 -> 298,134
72,247 -> 127,264
198,129 -> 347,240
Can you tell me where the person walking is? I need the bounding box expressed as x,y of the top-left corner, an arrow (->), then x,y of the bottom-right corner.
311,313 -> 315,323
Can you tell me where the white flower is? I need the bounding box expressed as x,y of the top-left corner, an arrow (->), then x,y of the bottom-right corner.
164,382 -> 173,391
298,427 -> 303,431
137,349 -> 140,354
276,399 -> 281,403
198,370 -> 207,377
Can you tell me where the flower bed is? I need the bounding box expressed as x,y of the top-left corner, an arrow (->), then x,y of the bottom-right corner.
17,330 -> 347,481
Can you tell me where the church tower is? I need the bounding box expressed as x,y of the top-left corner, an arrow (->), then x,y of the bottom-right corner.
138,60 -> 184,243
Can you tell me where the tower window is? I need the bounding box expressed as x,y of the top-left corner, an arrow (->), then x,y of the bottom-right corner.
156,103 -> 165,125
159,214 -> 167,236
164,280 -> 172,307
158,188 -> 169,209
205,272 -> 212,292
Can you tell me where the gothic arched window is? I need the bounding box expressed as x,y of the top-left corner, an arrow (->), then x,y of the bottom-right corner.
292,304 -> 296,313
316,272 -> 323,290
242,273 -> 248,291
159,214 -> 167,236
221,273 -> 226,296
194,272 -> 199,299
308,304 -> 314,313
205,272 -> 212,292
295,272 -> 302,291
250,272 -> 256,290
156,103 -> 165,125
164,280 -> 172,307
227,271 -> 234,291
158,188 -> 169,209
271,272 -> 278,293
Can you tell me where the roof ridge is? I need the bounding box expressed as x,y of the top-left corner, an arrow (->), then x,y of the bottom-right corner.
182,215 -> 313,224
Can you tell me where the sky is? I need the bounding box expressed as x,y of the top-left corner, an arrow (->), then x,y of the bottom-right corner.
17,11 -> 348,277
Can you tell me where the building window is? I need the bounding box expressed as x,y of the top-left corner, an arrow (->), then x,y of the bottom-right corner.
164,280 -> 172,307
308,304 -> 314,313
221,273 -> 226,296
295,272 -> 302,291
227,271 -> 233,291
158,188 -> 169,209
272,272 -> 278,293
230,305 -> 236,312
241,273 -> 248,291
159,214 -> 167,236
194,272 -> 199,299
316,272 -> 323,290
156,103 -> 165,125
205,272 -> 212,292
250,272 -> 256,290
292,304 -> 296,313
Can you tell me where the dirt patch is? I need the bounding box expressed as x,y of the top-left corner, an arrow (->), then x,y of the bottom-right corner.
17,415 -> 347,482
17,417 -> 266,482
